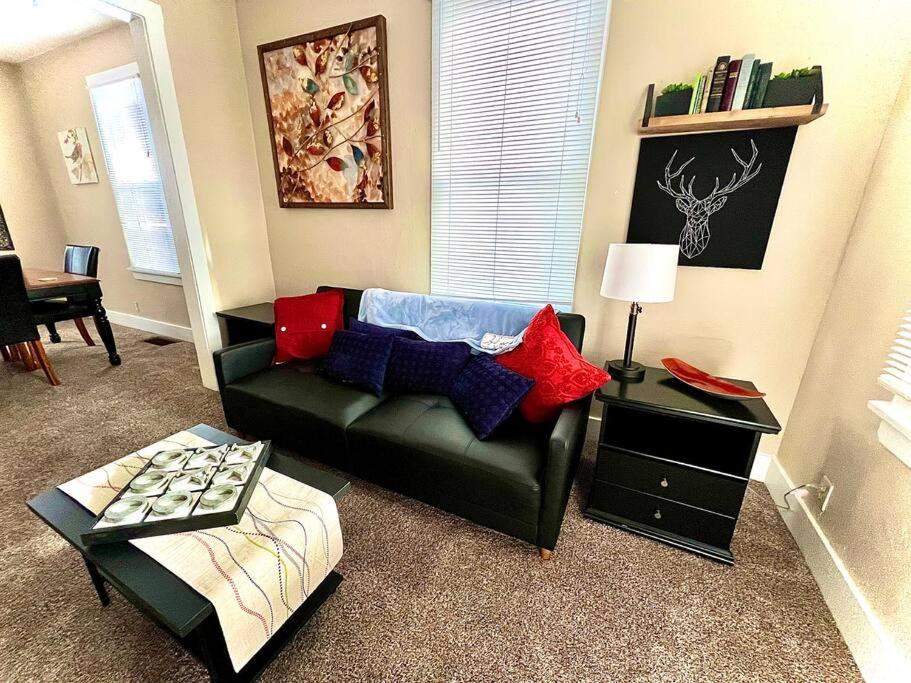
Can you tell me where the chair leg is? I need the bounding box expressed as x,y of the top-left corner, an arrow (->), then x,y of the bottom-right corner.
538,548 -> 553,560
74,318 -> 96,346
18,343 -> 38,371
8,344 -> 21,362
28,340 -> 61,386
0,346 -> 10,362
46,323 -> 61,344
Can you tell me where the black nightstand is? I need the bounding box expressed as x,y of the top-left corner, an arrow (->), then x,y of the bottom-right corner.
585,364 -> 781,564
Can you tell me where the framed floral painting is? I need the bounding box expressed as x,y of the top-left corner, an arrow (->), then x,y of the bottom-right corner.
257,15 -> 393,209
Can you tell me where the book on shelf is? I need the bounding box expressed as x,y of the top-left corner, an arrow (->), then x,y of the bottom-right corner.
699,68 -> 713,113
742,59 -> 762,111
731,53 -> 756,110
720,58 -> 742,111
706,56 -> 731,112
689,73 -> 705,114
748,61 -> 773,108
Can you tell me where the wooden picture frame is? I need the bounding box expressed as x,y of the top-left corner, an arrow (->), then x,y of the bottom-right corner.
257,15 -> 393,209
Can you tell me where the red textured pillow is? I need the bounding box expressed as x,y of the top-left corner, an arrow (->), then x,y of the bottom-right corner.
496,305 -> 610,422
273,289 -> 344,363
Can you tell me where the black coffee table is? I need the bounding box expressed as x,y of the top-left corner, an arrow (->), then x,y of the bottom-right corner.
27,424 -> 350,682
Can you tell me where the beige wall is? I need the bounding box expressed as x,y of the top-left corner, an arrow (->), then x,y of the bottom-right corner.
575,0 -> 911,455
777,62 -> 911,665
0,62 -> 67,269
235,0 -> 431,297
152,0 -> 276,311
17,25 -> 190,327
234,0 -> 911,454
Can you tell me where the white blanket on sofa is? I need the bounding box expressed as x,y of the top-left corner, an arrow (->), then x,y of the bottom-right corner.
358,288 -> 546,354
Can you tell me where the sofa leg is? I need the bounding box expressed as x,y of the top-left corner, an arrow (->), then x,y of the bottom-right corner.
538,548 -> 553,560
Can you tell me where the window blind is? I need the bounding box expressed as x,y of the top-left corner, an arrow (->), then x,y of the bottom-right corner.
431,0 -> 610,308
88,64 -> 179,277
868,305 -> 911,469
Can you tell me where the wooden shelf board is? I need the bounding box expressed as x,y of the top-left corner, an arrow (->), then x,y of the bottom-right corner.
640,103 -> 827,135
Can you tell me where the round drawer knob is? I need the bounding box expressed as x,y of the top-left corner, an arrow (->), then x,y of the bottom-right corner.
660,477 -> 669,488
654,509 -> 662,520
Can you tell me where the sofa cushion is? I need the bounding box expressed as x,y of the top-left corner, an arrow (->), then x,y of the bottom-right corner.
450,354 -> 534,439
385,337 -> 471,395
347,394 -> 547,525
273,289 -> 344,363
324,330 -> 394,395
222,362 -> 384,466
348,318 -> 417,339
497,304 -> 609,422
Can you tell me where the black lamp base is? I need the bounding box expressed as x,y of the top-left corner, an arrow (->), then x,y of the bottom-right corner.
608,359 -> 645,382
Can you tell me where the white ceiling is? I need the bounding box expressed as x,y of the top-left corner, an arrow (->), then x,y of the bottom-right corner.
0,0 -> 125,64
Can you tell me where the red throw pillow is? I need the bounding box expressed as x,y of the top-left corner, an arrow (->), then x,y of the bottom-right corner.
273,289 -> 344,363
496,305 -> 610,422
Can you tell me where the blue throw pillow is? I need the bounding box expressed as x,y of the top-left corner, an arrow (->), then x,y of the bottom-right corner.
385,337 -> 471,395
348,318 -> 416,339
324,330 -> 393,395
449,355 -> 534,440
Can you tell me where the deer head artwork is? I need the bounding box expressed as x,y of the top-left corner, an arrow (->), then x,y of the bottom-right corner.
656,139 -> 762,259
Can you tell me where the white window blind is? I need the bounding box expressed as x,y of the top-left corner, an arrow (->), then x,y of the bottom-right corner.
868,305 -> 911,469
88,63 -> 179,278
431,0 -> 610,308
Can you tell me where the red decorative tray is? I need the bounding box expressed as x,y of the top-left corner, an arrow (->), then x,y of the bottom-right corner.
661,358 -> 765,400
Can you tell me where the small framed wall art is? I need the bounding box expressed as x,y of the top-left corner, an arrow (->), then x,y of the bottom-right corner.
57,127 -> 99,185
257,15 -> 393,209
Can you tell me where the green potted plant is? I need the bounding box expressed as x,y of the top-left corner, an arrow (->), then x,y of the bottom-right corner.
655,83 -> 693,116
762,67 -> 822,107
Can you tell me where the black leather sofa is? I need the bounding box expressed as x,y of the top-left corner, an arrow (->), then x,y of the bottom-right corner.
214,287 -> 591,556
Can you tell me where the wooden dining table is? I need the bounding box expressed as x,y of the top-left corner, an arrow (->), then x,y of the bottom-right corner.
24,268 -> 121,366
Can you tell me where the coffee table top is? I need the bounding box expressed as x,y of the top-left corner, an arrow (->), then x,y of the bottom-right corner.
27,424 -> 350,637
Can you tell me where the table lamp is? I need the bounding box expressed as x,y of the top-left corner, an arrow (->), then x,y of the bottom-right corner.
600,243 -> 678,381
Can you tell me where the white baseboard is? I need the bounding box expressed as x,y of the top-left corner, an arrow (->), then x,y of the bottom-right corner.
765,456 -> 909,682
107,310 -> 194,342
586,415 -> 771,482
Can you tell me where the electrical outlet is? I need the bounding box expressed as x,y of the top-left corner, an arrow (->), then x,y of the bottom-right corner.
817,475 -> 834,512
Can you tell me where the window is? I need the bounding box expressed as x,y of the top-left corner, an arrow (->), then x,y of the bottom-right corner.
87,63 -> 180,281
431,0 -> 610,308
868,305 -> 911,468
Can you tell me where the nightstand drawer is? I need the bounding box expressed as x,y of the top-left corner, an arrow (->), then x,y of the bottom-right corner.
595,448 -> 747,516
588,481 -> 736,550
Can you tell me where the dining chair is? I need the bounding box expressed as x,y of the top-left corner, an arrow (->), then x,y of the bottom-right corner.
0,255 -> 61,385
44,244 -> 99,346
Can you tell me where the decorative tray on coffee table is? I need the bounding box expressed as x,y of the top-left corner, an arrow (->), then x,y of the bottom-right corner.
81,441 -> 272,545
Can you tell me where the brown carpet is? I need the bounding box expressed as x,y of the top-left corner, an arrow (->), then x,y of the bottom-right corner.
0,325 -> 861,682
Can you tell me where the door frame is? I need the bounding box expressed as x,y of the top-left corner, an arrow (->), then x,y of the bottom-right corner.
83,0 -> 221,388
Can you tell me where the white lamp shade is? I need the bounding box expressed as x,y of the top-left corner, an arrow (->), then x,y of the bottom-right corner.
599,243 -> 678,303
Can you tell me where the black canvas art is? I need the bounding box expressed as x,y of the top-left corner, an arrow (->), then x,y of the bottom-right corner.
627,127 -> 796,269
0,204 -> 12,251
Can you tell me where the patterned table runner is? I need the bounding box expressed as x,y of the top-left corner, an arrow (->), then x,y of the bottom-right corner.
58,431 -> 343,672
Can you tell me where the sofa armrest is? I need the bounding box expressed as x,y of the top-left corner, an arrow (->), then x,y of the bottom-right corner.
213,338 -> 275,393
537,395 -> 593,550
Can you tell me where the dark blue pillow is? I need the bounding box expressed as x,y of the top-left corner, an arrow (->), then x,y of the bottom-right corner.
348,318 -> 416,339
449,355 -> 534,440
324,330 -> 393,395
385,338 -> 471,395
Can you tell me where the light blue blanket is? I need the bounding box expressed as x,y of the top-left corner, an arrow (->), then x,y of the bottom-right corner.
358,288 -> 544,354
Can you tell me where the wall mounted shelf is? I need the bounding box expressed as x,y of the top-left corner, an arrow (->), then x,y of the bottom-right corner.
640,103 -> 827,135
639,80 -> 827,136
